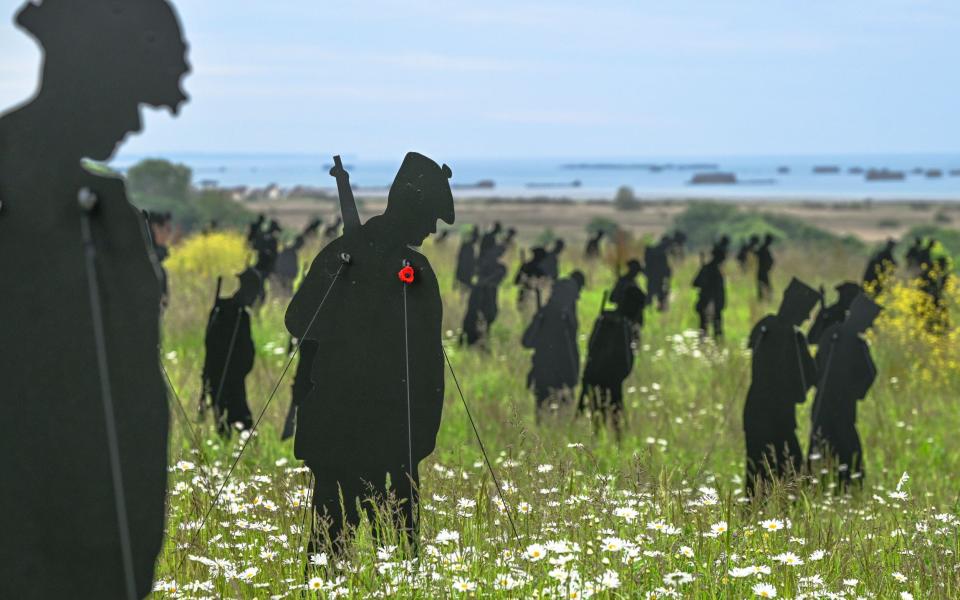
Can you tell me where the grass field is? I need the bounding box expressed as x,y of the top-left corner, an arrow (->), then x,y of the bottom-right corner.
151,229 -> 959,599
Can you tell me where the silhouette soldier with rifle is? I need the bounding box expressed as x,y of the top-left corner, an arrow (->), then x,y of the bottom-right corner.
755,233 -> 776,301
285,152 -> 454,552
693,244 -> 727,339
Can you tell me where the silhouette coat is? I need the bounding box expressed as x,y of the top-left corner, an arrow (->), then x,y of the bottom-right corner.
285,152 -> 454,546
514,247 -> 548,307
540,239 -> 565,281
203,269 -> 259,437
610,259 -> 647,326
461,251 -> 507,346
807,282 -> 861,345
808,294 -> 880,490
523,273 -> 584,421
743,278 -> 819,495
455,226 -> 478,289
0,1 -> 189,597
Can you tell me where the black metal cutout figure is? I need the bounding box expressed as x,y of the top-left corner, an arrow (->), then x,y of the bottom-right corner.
0,1 -> 189,597
579,286 -> 644,442
147,210 -> 173,306
807,282 -> 861,345
585,230 -> 604,259
693,244 -> 726,339
808,294 -> 880,491
540,238 -> 566,281
514,246 -> 548,308
454,225 -> 479,290
736,234 -> 760,273
644,235 -> 672,312
755,233 -> 775,301
273,219 -> 321,294
202,269 -> 260,437
743,278 -> 819,496
285,152 -> 454,551
610,259 -> 647,326
523,271 -> 585,423
863,238 -> 897,294
460,247 -> 507,347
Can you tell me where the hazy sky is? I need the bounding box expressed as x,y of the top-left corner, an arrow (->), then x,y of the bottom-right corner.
1,0 -> 957,159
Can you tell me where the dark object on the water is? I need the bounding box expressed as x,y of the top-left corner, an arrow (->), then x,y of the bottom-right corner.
777,166 -> 790,174
610,259 -> 646,325
743,278 -> 819,496
736,235 -> 760,272
202,269 -> 259,437
515,247 -> 548,307
523,272 -> 584,423
0,1 -> 189,597
865,168 -> 905,181
455,225 -> 479,289
863,238 -> 897,293
807,282 -> 861,345
925,169 -> 943,178
808,294 -> 880,491
286,152 -> 454,549
813,165 -> 841,174
644,236 -> 672,311
461,251 -> 508,346
585,230 -> 604,258
689,172 -> 738,185
579,287 -> 644,442
693,245 -> 726,339
848,166 -> 864,175
755,234 -> 775,301
540,238 -> 565,281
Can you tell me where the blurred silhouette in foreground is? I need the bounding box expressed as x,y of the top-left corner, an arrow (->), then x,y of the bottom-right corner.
743,278 -> 819,496
202,269 -> 260,437
579,286 -> 644,442
523,272 -> 585,423
286,152 -> 454,552
808,294 -> 880,491
0,0 -> 189,597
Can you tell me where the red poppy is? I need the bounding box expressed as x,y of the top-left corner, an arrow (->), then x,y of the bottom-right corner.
398,265 -> 415,284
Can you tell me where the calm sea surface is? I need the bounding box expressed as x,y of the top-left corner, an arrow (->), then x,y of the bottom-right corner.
111,153 -> 960,201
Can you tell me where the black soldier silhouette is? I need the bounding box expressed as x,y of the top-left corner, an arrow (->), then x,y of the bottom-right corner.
670,230 -> 688,260
808,294 -> 880,491
454,225 -> 479,290
248,213 -> 266,244
713,234 -> 731,261
862,238 -> 897,294
807,282 -> 861,345
285,152 -> 454,550
743,278 -> 819,496
273,219 -> 321,294
540,238 -> 566,281
478,221 -> 503,259
323,215 -> 342,239
736,234 -> 760,273
202,269 -> 260,437
579,286 -> 644,442
692,244 -> 727,339
147,210 -> 174,305
755,233 -> 775,301
253,219 -> 282,275
515,246 -> 548,308
460,247 -> 508,346
904,236 -> 923,274
0,1 -> 189,597
610,259 -> 647,326
644,235 -> 672,311
585,230 -> 604,258
523,271 -> 585,423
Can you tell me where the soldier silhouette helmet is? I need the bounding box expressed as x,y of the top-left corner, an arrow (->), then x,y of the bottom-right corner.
386,152 -> 454,246
844,293 -> 882,334
570,269 -> 586,290
16,0 -> 189,161
625,259 -> 642,275
778,277 -> 820,326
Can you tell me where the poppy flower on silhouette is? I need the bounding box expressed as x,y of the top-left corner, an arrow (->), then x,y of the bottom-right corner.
398,265 -> 415,284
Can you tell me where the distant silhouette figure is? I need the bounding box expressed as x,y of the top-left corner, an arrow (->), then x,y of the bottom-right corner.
515,247 -> 548,308
807,282 -> 861,345
248,213 -> 266,244
863,239 -> 897,293
253,219 -> 282,275
147,211 -> 173,305
743,278 -> 819,496
455,226 -> 479,290
273,220 -> 321,294
736,235 -> 760,273
540,239 -> 566,281
713,234 -> 731,262
579,286 -> 644,442
670,230 -> 688,260
920,253 -> 952,334
323,215 -> 342,239
755,234 -> 775,301
460,250 -> 508,346
585,230 -> 604,258
693,245 -> 726,339
523,272 -> 585,423
904,236 -> 923,274
202,269 -> 259,437
808,294 -> 880,491
479,221 -> 502,259
286,152 -> 454,550
644,236 -> 672,311
610,259 -> 647,326
0,1 -> 189,597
